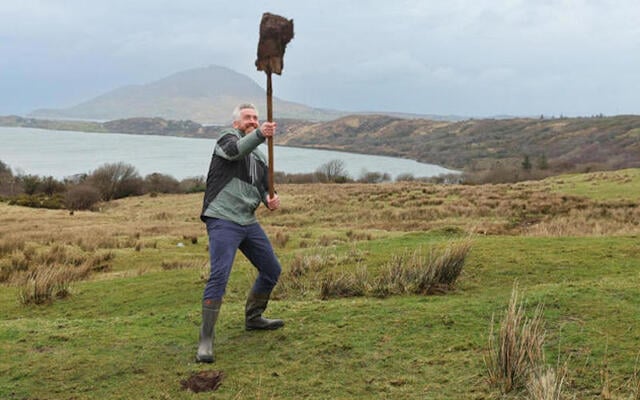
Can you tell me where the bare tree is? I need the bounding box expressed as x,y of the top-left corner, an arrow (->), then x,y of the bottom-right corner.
144,173 -> 180,194
87,162 -> 143,200
0,160 -> 17,196
316,159 -> 350,183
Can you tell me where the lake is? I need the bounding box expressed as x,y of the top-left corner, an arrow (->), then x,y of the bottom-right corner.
0,127 -> 457,180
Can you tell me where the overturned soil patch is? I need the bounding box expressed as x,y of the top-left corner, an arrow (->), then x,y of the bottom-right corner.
181,370 -> 224,393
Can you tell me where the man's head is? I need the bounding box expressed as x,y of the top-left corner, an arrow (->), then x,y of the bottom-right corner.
232,103 -> 259,134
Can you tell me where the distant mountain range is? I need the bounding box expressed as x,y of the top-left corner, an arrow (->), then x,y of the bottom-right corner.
28,65 -> 347,124
28,65 -> 466,125
275,114 -> 640,173
15,64 -> 640,178
4,112 -> 639,177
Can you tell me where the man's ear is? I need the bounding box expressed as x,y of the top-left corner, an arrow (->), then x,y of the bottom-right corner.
232,120 -> 240,129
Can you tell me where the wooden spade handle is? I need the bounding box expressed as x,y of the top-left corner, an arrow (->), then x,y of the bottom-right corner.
266,72 -> 274,198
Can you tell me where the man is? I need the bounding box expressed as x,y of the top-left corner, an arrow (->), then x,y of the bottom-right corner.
196,103 -> 284,364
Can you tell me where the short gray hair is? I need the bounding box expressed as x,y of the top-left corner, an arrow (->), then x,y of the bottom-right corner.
232,103 -> 258,121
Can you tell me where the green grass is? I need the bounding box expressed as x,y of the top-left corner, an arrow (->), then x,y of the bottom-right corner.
2,172 -> 640,399
2,233 -> 640,399
549,168 -> 640,200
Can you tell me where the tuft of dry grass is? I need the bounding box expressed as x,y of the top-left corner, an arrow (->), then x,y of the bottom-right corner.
429,239 -> 472,287
319,268 -> 368,300
631,352 -> 640,400
273,231 -> 290,248
160,260 -> 202,270
273,252 -> 334,298
258,181 -> 640,237
485,284 -> 546,394
282,239 -> 472,300
526,366 -> 567,400
86,250 -> 115,272
1,242 -> 115,284
0,236 -> 25,257
18,263 -> 92,305
345,230 -> 373,241
370,239 -> 472,298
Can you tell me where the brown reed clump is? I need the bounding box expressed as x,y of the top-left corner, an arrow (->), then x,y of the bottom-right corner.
87,251 -> 115,272
18,263 -> 92,305
273,231 -> 290,248
0,250 -> 29,283
370,239 -> 472,298
0,242 -> 115,284
485,284 -> 546,394
0,236 -> 25,258
274,253 -> 334,298
15,249 -> 110,304
428,239 -> 472,287
630,352 -> 640,400
161,260 -> 202,270
319,267 -> 368,300
315,239 -> 471,300
254,180 -> 640,236
526,366 -> 567,400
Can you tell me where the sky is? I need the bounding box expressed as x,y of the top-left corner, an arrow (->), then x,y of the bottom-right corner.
1,0 -> 640,118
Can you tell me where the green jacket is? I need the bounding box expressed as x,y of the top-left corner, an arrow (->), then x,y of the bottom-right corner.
200,128 -> 269,225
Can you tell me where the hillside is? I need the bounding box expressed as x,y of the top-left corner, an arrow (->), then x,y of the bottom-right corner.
29,65 -> 345,124
0,115 -> 306,140
3,113 -> 639,176
276,114 -> 640,173
1,171 -> 640,398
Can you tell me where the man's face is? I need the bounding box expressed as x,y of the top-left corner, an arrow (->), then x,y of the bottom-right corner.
233,108 -> 259,134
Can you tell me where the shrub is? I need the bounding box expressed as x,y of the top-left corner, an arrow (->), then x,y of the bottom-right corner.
86,162 -> 143,200
0,160 -> 17,196
358,171 -> 391,183
40,176 -> 66,195
316,159 -> 351,183
275,171 -> 323,184
20,175 -> 41,195
179,176 -> 206,193
144,173 -> 180,193
8,194 -> 65,209
65,184 -> 101,211
395,173 -> 416,182
0,160 -> 10,175
63,173 -> 88,185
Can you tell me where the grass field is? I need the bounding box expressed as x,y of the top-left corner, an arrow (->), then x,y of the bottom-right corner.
1,169 -> 639,399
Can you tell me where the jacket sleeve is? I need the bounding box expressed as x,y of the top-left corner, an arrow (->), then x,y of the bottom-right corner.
215,129 -> 265,160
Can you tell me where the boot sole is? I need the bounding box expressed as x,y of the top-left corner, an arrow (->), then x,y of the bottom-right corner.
245,323 -> 284,331
195,355 -> 214,363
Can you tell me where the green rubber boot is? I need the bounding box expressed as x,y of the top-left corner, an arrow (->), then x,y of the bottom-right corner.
245,292 -> 284,331
196,299 -> 221,363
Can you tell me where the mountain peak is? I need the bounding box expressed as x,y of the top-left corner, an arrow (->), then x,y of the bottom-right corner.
29,65 -> 342,124
145,65 -> 263,98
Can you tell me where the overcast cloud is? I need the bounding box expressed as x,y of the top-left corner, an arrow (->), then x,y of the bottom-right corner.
1,0 -> 639,117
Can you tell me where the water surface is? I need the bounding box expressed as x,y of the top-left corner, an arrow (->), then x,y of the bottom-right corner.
0,127 -> 457,180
